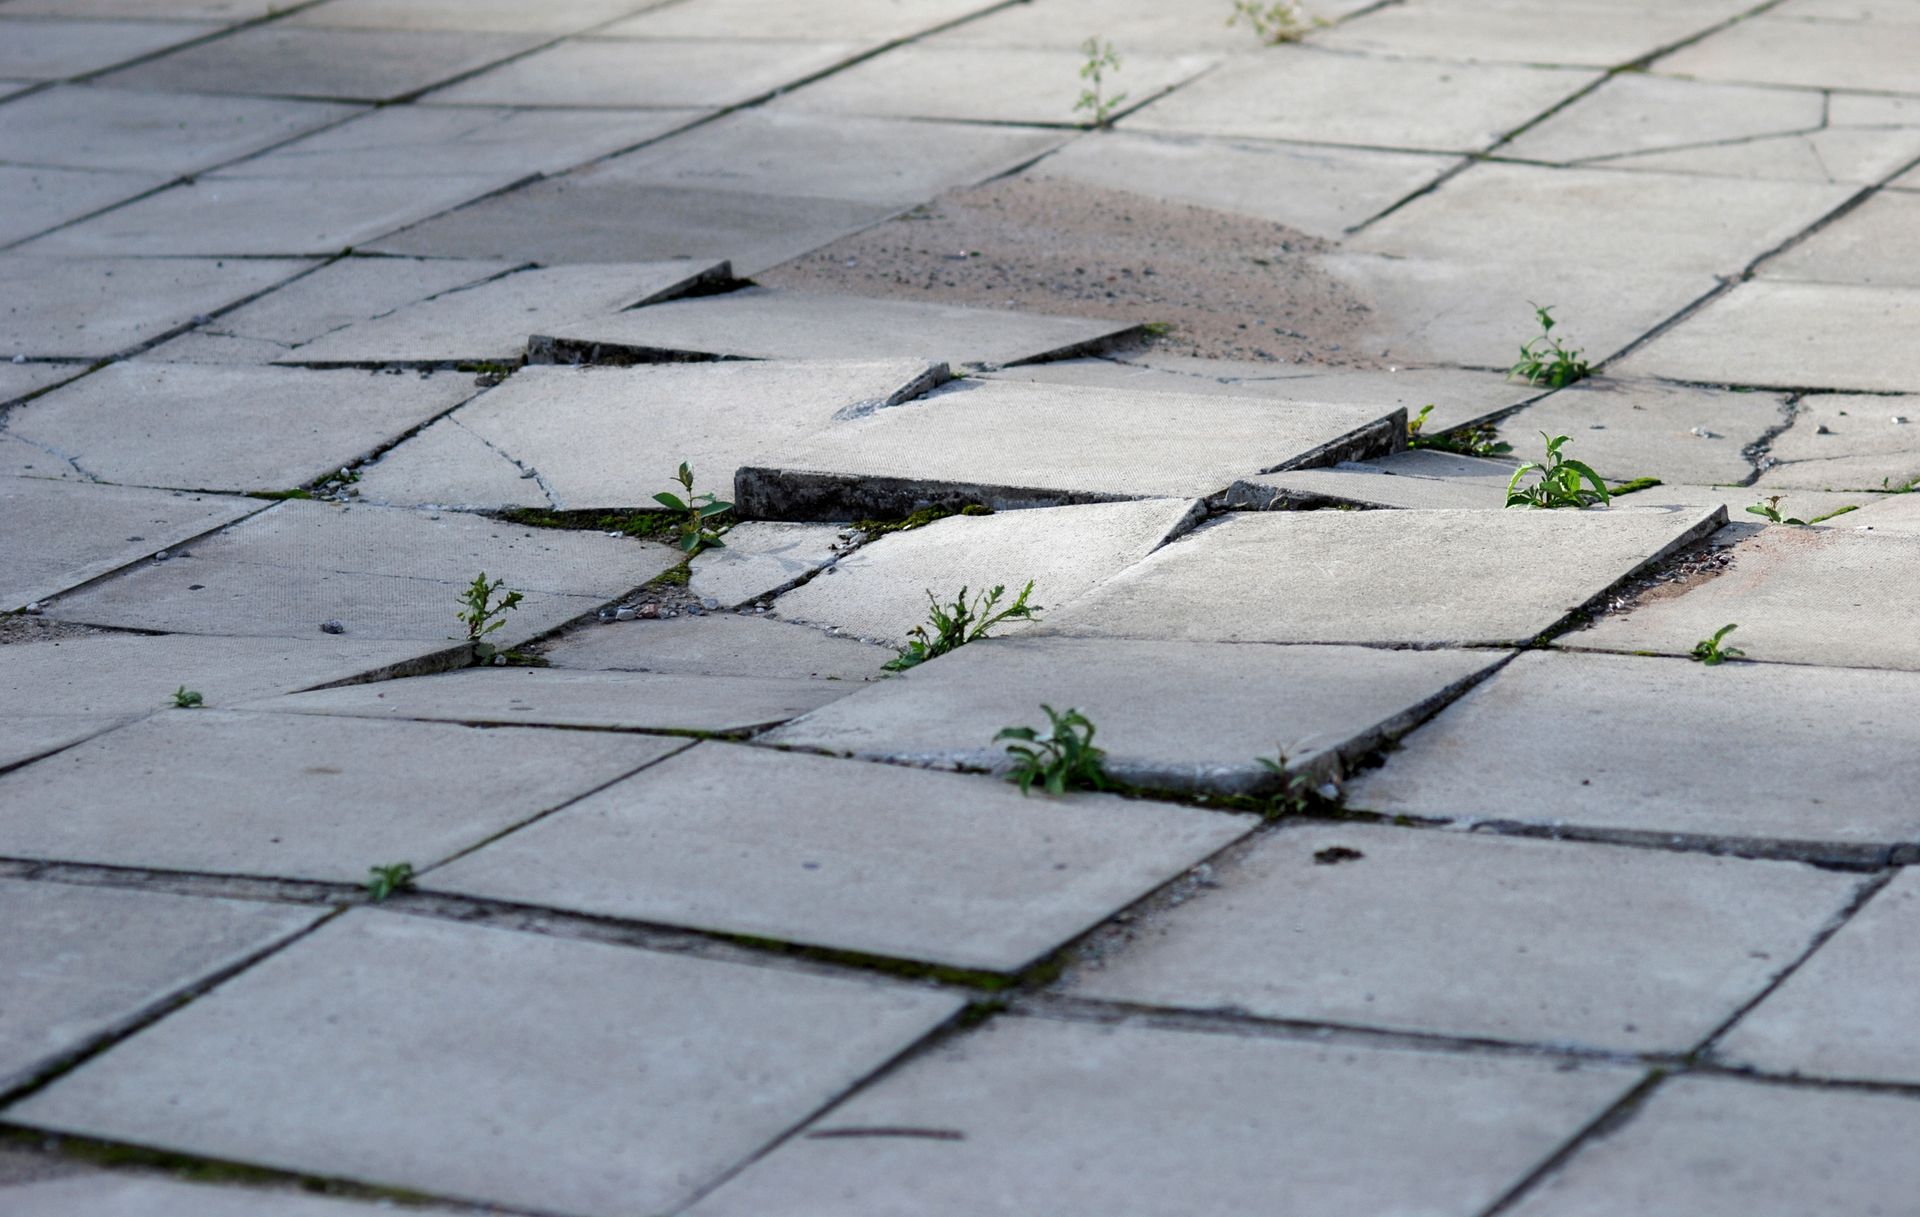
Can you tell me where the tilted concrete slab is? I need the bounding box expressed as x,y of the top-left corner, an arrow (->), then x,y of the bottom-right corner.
1493,379 -> 1786,485
543,613 -> 892,681
0,879 -> 323,1092
765,636 -> 1500,794
0,85 -> 355,175
1226,449 -> 1517,511
0,710 -> 680,880
1348,651 -> 1920,861
1070,822 -> 1860,1052
605,0 -> 1002,43
0,165 -> 171,247
45,500 -> 680,646
1655,12 -> 1920,94
1616,281 -> 1920,392
429,37 -> 863,108
687,521 -> 846,609
4,362 -> 480,492
1754,392 -> 1920,491
1316,0 -> 1747,67
0,256 -> 315,359
427,742 -> 1250,971
533,286 -> 1138,370
1040,506 -> 1723,646
770,499 -> 1202,644
0,478 -> 259,611
685,1017 -> 1633,1217
1764,192 -> 1920,288
9,911 -> 963,1216
1842,490 -> 1920,534
0,17 -> 217,79
0,1176 -> 481,1217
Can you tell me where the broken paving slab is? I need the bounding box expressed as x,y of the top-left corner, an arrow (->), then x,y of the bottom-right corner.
283,260 -> 730,366
736,378 -> 1404,518
684,1016 -> 1633,1217
44,499 -> 680,647
0,85 -> 356,176
1348,650 -> 1920,861
245,667 -> 852,734
4,362 -> 482,492
0,1176 -> 482,1217
0,710 -> 679,881
1069,822 -> 1860,1053
1654,10 -> 1919,94
1754,392 -> 1920,491
0,165 -> 172,247
533,286 -> 1139,370
9,910 -> 963,1217
542,613 -> 892,681
1314,0 -> 1747,68
687,521 -> 845,609
1501,73 -> 1827,166
1225,448 -> 1517,511
1492,379 -> 1787,486
770,498 -> 1202,644
0,16 -> 218,79
426,741 -> 1249,972
0,255 -> 316,360
765,636 -> 1500,795
428,37 -> 864,108
1763,192 -> 1920,288
1039,505 -> 1723,646
0,477 -> 259,611
0,879 -> 324,1092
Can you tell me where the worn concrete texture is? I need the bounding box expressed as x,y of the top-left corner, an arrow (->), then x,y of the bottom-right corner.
542,613 -> 892,681
1,256 -> 315,360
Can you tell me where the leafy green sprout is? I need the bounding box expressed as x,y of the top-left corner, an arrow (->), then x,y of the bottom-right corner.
1510,304 -> 1591,389
457,572 -> 523,659
1074,38 -> 1127,128
884,581 -> 1040,672
171,686 -> 203,709
1227,0 -> 1318,44
1745,495 -> 1859,526
653,462 -> 731,556
1407,405 -> 1512,457
1505,433 -> 1611,509
1255,750 -> 1317,821
1690,623 -> 1745,666
997,705 -> 1110,796
365,862 -> 415,902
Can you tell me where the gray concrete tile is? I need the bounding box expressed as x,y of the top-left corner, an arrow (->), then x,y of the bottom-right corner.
5,362 -> 479,491
0,717 -> 118,773
1614,281 -> 1920,392
687,521 -> 845,609
1227,449 -> 1517,511
429,38 -> 862,108
1841,490 -> 1920,534
765,636 -> 1500,794
0,477 -> 258,610
1655,12 -> 1920,94
1762,191 -> 1920,287
0,165 -> 170,246
286,0 -> 652,32
1349,651 -> 1920,859
0,16 -> 217,79
929,0 -> 1378,51
685,1016 -> 1635,1217
1502,73 -> 1822,167
428,741 -> 1249,971
1611,123 -> 1920,186
1071,823 -> 1860,1052
0,878 -> 323,1091
98,26 -> 547,101
9,910 -> 964,1215
543,613 -> 893,680
1756,392 -> 1920,491
1041,506 -> 1722,646
0,1175 -> 479,1217
1315,0 -> 1746,67
0,710 -> 680,880
605,0 -> 999,42
0,85 -> 357,175
0,255 -> 316,359
1494,379 -> 1787,485
5,0 -> 284,15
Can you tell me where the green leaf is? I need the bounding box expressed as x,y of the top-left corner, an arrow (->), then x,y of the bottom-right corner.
699,501 -> 732,517
653,492 -> 686,510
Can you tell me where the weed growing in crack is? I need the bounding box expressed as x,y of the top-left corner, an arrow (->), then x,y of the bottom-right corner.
884,581 -> 1040,672
998,705 -> 1110,796
1505,433 -> 1610,509
1074,38 -> 1127,128
851,502 -> 991,541
365,862 -> 415,902
1407,405 -> 1512,457
1510,304 -> 1590,388
1607,476 -> 1662,497
170,686 -> 203,708
654,462 -> 731,557
1255,750 -> 1318,821
1227,0 -> 1319,44
457,572 -> 523,661
1690,623 -> 1745,666
1745,495 -> 1859,526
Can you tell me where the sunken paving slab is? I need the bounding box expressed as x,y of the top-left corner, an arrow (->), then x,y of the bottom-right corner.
4,363 -> 481,492
1348,651 -> 1920,862
686,521 -> 846,609
1068,823 -> 1861,1053
1569,526 -> 1920,672
1503,1077 -> 1920,1217
0,477 -> 258,611
0,1176 -> 482,1217
0,165 -> 172,247
246,667 -> 852,734
98,26 -> 548,101
0,16 -> 218,79
533,286 -> 1139,370
736,378 -> 1404,518
45,500 -> 680,646
426,742 -> 1250,972
0,86 -> 357,176
1226,449 -> 1517,511
1714,868 -> 1920,1083
543,613 -> 893,681
1492,379 -> 1787,486
1038,506 -> 1723,647
8,911 -> 964,1217
684,1016 -> 1635,1217
0,255 -> 315,359
429,37 -> 863,108
0,710 -> 680,881
1313,0 -> 1745,68
0,879 -> 324,1092
770,499 -> 1202,644
1754,393 -> 1920,492
1654,10 -> 1920,94
765,636 -> 1500,795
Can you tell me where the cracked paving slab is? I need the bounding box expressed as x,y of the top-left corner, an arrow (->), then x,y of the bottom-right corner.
686,521 -> 846,609
1754,392 -> 1920,491
0,256 -> 317,360
1492,379 -> 1789,486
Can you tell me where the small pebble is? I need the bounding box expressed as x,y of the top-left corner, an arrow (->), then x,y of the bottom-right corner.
320,619 -> 345,634
152,550 -> 169,561
614,606 -> 636,621
701,597 -> 719,610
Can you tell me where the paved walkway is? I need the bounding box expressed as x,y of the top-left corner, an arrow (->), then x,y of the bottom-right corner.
3,0 -> 1919,1213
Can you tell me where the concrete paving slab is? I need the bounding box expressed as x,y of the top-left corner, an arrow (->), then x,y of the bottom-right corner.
1126,47 -> 1598,152
605,0 -> 999,42
0,477 -> 258,610
45,499 -> 680,645
0,717 -> 119,774
1840,490 -> 1920,534
766,636 -> 1499,794
684,1016 -> 1634,1217
1504,1077 -> 1920,1217
428,742 -> 1249,971
1607,482 -> 1871,524
737,378 -> 1403,516
1494,379 -> 1785,485
1655,12 -> 1920,94
0,710 -> 679,880
1756,392 -> 1920,491
98,26 -> 547,101
9,910 -> 964,1216
1715,868 -> 1920,1081
0,85 -> 356,175
1349,650 -> 1920,859
0,255 -> 315,359
5,0 -> 287,16
771,499 -> 1201,644
248,667 -> 850,733
929,0 -> 1379,51
1042,506 -> 1722,646
687,520 -> 845,609
1569,526 -> 1920,671
1612,281 -> 1920,393
0,879 -> 323,1092
430,38 -> 862,108
1502,74 -> 1825,166
286,0 -> 651,32
0,362 -> 83,406
355,360 -> 942,510
0,165 -> 170,246
0,17 -> 217,79
286,261 -> 729,365
1071,823 -> 1858,1052
347,414 -> 545,507
5,362 -> 479,492
0,1176 -> 480,1217
1612,125 -> 1920,187
543,613 -> 892,680
535,286 -> 1137,369
1763,191 -> 1920,287
1227,449 -> 1517,511
1315,0 -> 1742,67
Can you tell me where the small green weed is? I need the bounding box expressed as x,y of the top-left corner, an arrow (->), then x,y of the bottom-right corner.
1227,0 -> 1318,44
1255,750 -> 1316,821
653,462 -> 731,556
885,581 -> 1040,672
457,572 -> 523,659
851,502 -> 991,540
1505,433 -> 1610,509
365,862 -> 414,902
1142,320 -> 1174,337
501,507 -> 674,540
1745,495 -> 1859,526
171,686 -> 203,708
1510,304 -> 1590,388
1690,623 -> 1744,666
997,705 -> 1110,796
1407,405 -> 1512,457
1074,38 -> 1126,128
1607,476 -> 1662,497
